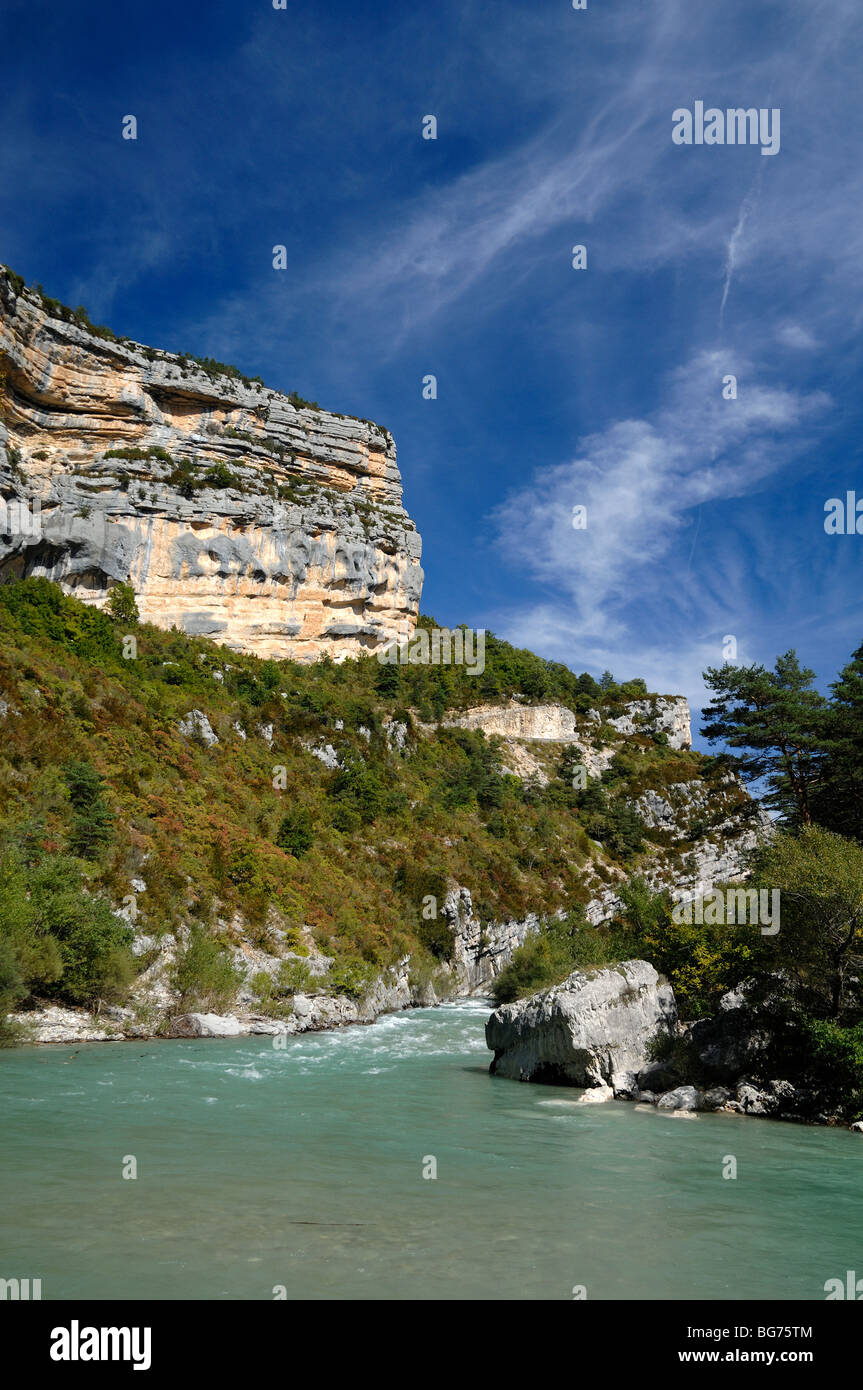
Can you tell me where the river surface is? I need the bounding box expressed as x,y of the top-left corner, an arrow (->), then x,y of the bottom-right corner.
1,998 -> 861,1300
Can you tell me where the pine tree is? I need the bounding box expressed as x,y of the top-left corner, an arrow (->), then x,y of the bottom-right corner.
105,582 -> 139,625
63,761 -> 114,860
811,641 -> 863,841
701,651 -> 827,825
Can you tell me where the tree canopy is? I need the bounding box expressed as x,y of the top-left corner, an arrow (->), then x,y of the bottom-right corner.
701,651 -> 828,824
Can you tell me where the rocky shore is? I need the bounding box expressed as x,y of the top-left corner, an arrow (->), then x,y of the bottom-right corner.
7,887 -> 536,1046
10,946 -> 430,1046
485,961 -> 863,1131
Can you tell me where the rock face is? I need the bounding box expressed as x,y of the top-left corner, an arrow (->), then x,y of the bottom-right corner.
15,941 -> 423,1044
8,1004 -> 125,1043
444,695 -> 691,760
438,696 -> 769,940
442,695 -> 756,927
607,697 -> 691,749
444,885 -> 544,993
444,702 -> 584,744
686,984 -> 777,1084
177,709 -> 219,747
486,960 -> 677,1085
0,270 -> 422,661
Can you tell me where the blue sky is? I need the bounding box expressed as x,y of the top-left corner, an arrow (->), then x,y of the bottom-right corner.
2,0 -> 862,743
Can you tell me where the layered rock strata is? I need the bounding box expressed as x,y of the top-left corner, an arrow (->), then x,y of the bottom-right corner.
0,270 -> 422,661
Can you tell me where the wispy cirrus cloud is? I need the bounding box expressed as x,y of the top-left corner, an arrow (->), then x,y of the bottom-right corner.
489,351 -> 831,710
493,351 -> 830,630
4,0 -> 863,718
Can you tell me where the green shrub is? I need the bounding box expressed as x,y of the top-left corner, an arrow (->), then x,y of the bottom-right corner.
173,928 -> 242,1012
5,269 -> 25,298
490,909 -> 610,1004
436,728 -> 505,812
0,576 -> 706,1032
328,759 -> 387,825
45,897 -> 134,1006
375,662 -> 401,698
800,1018 -> 863,1118
751,826 -> 863,1019
748,1002 -> 863,1120
167,459 -> 203,498
203,462 -> 241,490
0,932 -> 28,1024
575,783 -> 645,861
276,959 -> 313,993
288,391 -> 320,411
614,877 -> 767,1019
105,583 -> 139,625
105,446 -> 174,463
63,761 -> 114,860
0,848 -> 133,1010
282,927 -> 309,957
417,916 -> 456,961
276,806 -> 314,858
0,576 -> 119,663
328,954 -> 376,1000
490,932 -> 577,1004
250,970 -> 274,1002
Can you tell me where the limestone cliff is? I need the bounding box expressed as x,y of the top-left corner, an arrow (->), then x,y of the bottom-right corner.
0,268 -> 422,660
444,695 -> 692,750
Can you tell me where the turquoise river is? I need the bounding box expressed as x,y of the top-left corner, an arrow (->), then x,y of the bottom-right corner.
1,998 -> 861,1300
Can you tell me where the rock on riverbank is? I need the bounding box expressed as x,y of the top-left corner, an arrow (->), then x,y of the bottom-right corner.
486,960 -> 677,1086
486,962 -> 860,1129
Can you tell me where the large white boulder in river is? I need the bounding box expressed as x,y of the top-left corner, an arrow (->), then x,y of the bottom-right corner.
486,960 -> 677,1086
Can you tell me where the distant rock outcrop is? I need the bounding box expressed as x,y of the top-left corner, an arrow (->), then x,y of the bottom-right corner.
441,697 -> 771,930
444,695 -> 691,758
0,268 -> 422,661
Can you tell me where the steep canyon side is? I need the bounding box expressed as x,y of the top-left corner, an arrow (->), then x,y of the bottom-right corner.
0,270 -> 422,661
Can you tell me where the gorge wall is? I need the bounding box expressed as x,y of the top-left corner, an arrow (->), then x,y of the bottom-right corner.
0,268 -> 423,661
0,268 -> 774,1048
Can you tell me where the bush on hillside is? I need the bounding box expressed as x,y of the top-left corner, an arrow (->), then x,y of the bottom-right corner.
0,847 -> 134,1011
173,928 -> 243,1012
